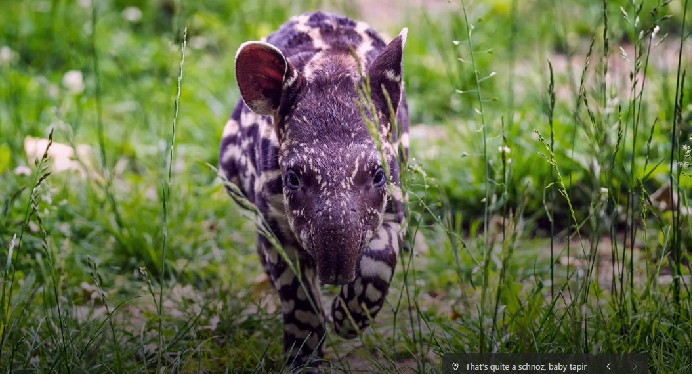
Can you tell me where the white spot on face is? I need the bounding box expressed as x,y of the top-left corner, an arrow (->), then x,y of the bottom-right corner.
298,230 -> 311,251
315,171 -> 322,185
350,154 -> 361,181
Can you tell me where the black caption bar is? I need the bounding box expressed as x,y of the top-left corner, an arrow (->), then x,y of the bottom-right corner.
441,354 -> 647,374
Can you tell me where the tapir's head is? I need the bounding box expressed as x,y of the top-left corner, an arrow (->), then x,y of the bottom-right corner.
234,28 -> 407,285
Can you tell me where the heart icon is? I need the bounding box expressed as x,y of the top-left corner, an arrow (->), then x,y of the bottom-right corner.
452,363 -> 459,371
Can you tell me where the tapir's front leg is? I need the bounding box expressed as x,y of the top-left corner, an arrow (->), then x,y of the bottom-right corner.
330,220 -> 402,338
258,234 -> 326,372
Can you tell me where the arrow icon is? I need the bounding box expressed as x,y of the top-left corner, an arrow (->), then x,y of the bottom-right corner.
607,363 -> 611,370
633,363 -> 637,370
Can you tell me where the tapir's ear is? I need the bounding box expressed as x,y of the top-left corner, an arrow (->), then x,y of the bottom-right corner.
235,41 -> 303,116
367,28 -> 407,119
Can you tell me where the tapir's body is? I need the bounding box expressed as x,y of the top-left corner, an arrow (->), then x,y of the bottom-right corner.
219,11 -> 409,371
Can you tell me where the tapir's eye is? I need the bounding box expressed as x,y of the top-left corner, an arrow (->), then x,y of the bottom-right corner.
285,169 -> 301,190
373,167 -> 386,187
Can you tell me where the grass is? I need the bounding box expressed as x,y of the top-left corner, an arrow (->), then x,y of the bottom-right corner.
1,0 -> 691,372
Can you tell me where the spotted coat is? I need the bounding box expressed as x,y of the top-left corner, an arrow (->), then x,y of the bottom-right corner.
218,11 -> 409,371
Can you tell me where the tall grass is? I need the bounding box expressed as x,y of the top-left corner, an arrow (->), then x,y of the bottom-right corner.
405,0 -> 690,370
1,129 -> 54,371
155,22 -> 187,373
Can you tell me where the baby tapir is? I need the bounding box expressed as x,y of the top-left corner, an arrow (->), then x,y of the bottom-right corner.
218,11 -> 409,371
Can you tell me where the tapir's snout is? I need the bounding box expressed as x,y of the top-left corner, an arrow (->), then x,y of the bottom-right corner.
311,210 -> 362,285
